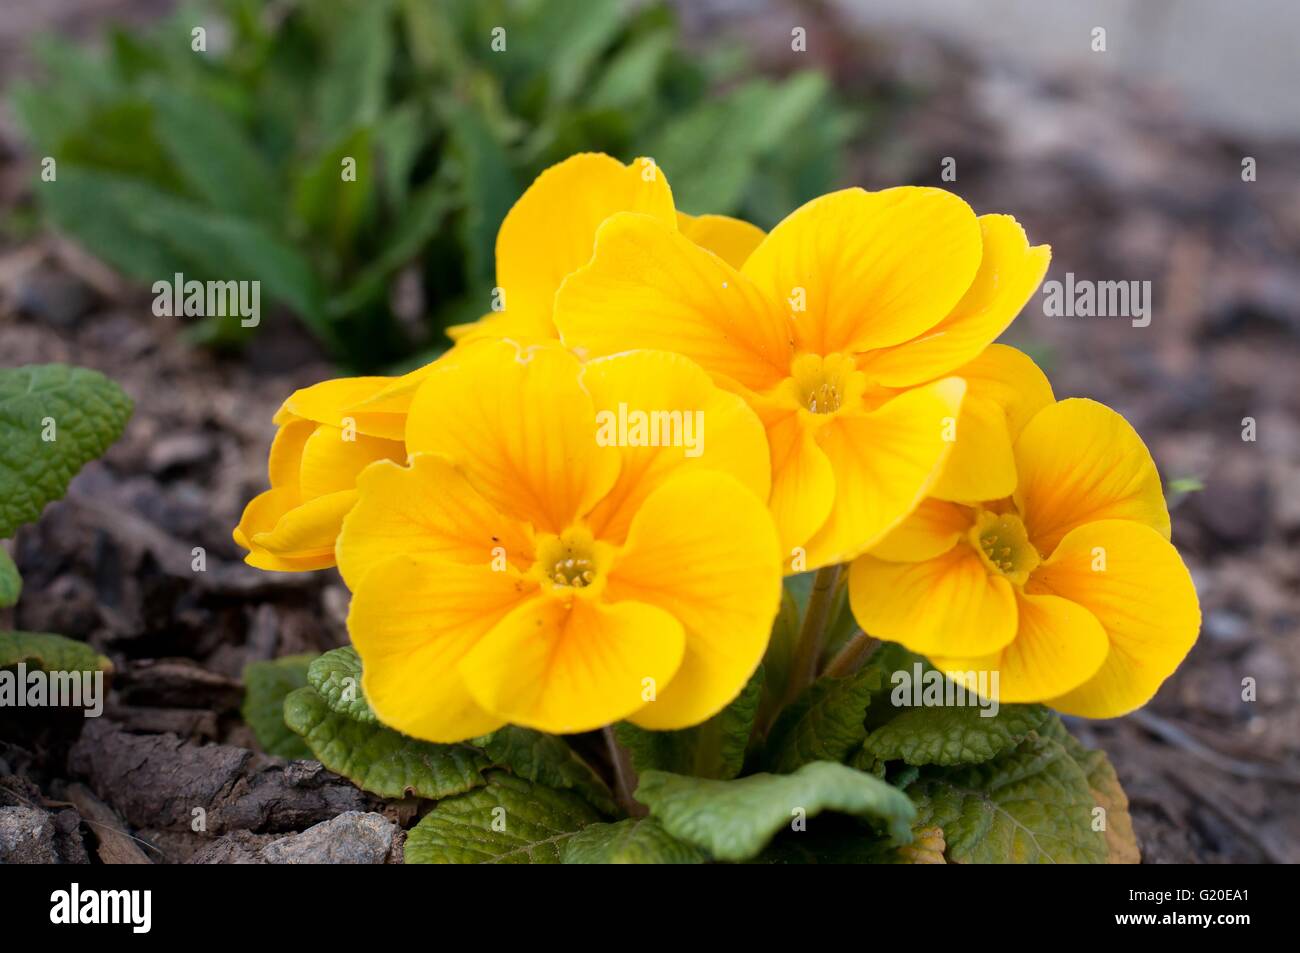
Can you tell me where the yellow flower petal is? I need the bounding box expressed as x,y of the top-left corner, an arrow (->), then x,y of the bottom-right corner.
250,489 -> 358,559
340,360 -> 445,439
606,470 -> 783,729
297,425 -> 405,500
580,350 -> 771,544
236,487 -> 337,571
1028,520 -> 1200,718
279,376 -> 395,437
349,555 -> 534,742
929,343 -> 1054,503
1014,398 -> 1171,556
868,498 -> 972,562
856,215 -> 1051,386
675,211 -> 766,269
496,153 -> 676,339
952,343 -> 1055,439
761,406 -> 835,563
928,392 -> 1018,503
555,212 -> 794,391
405,339 -> 620,534
741,187 -> 982,355
932,591 -> 1109,703
460,594 -> 685,735
336,454 -> 535,591
266,418 -> 315,490
803,377 -> 967,567
848,544 -> 1017,657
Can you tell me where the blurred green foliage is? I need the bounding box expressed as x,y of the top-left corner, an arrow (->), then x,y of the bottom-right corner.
11,0 -> 854,370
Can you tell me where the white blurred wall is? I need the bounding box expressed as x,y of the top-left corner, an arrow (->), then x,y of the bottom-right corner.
835,0 -> 1300,137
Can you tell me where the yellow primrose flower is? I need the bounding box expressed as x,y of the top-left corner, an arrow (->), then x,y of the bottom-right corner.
554,187 -> 1051,570
335,339 -> 781,741
450,152 -> 766,344
848,398 -> 1200,718
233,363 -> 438,571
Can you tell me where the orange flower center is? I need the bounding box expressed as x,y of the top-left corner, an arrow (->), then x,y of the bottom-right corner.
786,353 -> 866,415
533,527 -> 606,593
970,510 -> 1039,586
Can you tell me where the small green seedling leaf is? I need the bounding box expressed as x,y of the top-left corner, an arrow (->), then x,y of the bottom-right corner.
0,548 -> 20,608
0,631 -> 111,674
0,365 -> 133,536
241,654 -> 316,759
306,645 -> 374,723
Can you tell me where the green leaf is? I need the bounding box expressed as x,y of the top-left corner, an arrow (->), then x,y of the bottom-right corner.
305,646 -> 374,723
0,631 -> 111,674
765,666 -> 883,773
533,0 -> 625,107
283,686 -> 487,800
0,549 -> 20,609
863,703 -> 1052,767
445,100 -> 519,288
475,726 -> 617,815
43,169 -> 331,346
1038,717 -> 1140,863
588,30 -> 672,111
292,126 -> 374,260
405,772 -> 601,864
636,761 -> 916,862
908,734 -> 1108,863
315,0 -> 393,143
615,667 -> 763,780
642,75 -> 835,215
150,88 -> 281,224
0,365 -> 133,537
241,654 -> 316,759
562,817 -> 706,864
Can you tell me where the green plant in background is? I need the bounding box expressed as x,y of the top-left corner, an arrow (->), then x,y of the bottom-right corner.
10,0 -> 854,371
0,365 -> 132,693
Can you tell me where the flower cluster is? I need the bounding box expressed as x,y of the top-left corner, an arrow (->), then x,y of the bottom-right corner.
236,153 -> 1199,740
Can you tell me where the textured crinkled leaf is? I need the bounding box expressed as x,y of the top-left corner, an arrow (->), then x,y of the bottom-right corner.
561,817 -> 707,864
863,703 -> 1051,767
908,734 -> 1107,863
636,761 -> 916,862
283,686 -> 487,799
0,548 -> 20,608
0,631 -> 111,674
765,666 -> 883,773
1038,717 -> 1140,863
860,642 -> 931,728
306,646 -> 375,723
405,772 -> 601,864
241,654 -> 316,759
0,365 -> 133,536
615,667 -> 763,780
474,726 -> 617,815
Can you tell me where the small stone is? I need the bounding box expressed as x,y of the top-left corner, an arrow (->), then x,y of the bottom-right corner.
0,806 -> 60,864
258,812 -> 399,864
